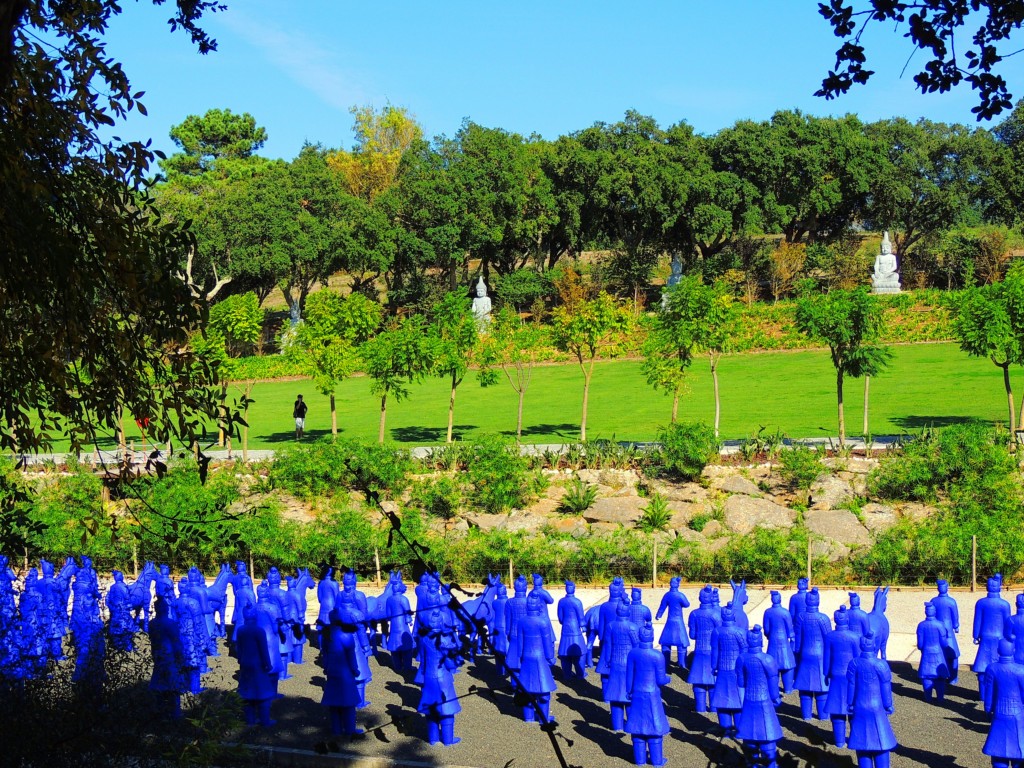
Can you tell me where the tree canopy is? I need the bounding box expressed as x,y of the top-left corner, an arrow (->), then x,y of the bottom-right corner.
816,0 -> 1024,119
0,0 -> 226,453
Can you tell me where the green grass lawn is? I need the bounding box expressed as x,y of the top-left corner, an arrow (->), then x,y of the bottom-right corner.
74,342 -> 1024,451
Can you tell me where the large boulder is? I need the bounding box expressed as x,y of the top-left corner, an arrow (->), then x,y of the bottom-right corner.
860,502 -> 898,533
809,475 -> 856,510
713,474 -> 763,496
583,496 -> 647,526
466,512 -> 546,533
723,496 -> 796,535
548,516 -> 589,539
804,509 -> 872,549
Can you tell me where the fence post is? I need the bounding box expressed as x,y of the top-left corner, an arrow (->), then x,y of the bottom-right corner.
374,548 -> 381,587
508,558 -> 513,588
806,539 -> 812,584
652,537 -> 658,589
972,535 -> 978,593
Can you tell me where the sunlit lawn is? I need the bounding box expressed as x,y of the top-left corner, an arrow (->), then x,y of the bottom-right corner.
84,342 -> 1024,452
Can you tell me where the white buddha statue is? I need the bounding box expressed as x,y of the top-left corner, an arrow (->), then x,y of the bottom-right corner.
871,231 -> 901,294
471,275 -> 492,327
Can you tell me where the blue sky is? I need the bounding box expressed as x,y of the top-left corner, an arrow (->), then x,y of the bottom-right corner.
103,2 -> 1024,161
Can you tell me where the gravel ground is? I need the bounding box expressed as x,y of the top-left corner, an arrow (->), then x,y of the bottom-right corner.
214,630 -> 992,768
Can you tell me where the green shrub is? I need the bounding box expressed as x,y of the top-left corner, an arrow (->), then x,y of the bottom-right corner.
655,421 -> 720,481
637,492 -> 672,533
722,527 -> 806,583
272,439 -> 412,500
559,477 -> 598,514
777,445 -> 823,490
868,423 -> 1012,502
465,434 -> 533,513
410,475 -> 464,518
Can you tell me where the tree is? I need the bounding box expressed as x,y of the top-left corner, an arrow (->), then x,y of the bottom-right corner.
208,292 -> 265,358
864,118 -> 984,259
768,241 -> 808,302
206,291 -> 264,448
653,277 -> 736,434
429,292 -> 480,443
795,288 -> 891,446
816,0 -> 1024,119
161,108 -> 267,178
949,263 -> 1024,432
327,103 -> 423,202
713,111 -> 879,244
550,292 -> 631,441
295,290 -> 382,437
478,307 -> 544,439
0,0 -> 227,453
361,316 -> 437,443
573,113 -> 678,308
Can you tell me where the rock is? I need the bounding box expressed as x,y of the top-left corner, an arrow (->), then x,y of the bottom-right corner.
466,512 -> 545,533
899,502 -> 934,523
583,496 -> 647,526
590,522 -> 620,537
714,474 -> 762,496
860,503 -> 898,533
701,519 -> 725,538
674,527 -> 707,544
723,496 -> 796,535
701,465 -> 734,481
809,475 -> 856,510
804,509 -> 872,549
846,457 -> 878,474
649,480 -> 709,504
810,538 -> 851,563
527,498 -> 561,516
576,469 -> 601,485
598,469 -> 640,490
706,535 -> 731,554
548,516 -> 589,539
544,484 -> 567,502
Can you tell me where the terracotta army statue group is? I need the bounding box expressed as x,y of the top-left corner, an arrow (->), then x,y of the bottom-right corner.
4,556 -> 1024,767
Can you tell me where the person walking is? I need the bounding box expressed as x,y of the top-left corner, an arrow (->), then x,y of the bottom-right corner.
293,394 -> 308,439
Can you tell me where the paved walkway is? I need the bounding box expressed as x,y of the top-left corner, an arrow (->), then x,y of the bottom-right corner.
5,435 -> 900,467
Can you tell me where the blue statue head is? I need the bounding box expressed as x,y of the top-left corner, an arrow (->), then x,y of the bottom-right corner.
835,605 -> 849,626
770,590 -> 782,605
747,625 -> 763,650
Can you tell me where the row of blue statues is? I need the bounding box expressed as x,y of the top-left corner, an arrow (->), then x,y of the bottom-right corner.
0,556 -> 1021,767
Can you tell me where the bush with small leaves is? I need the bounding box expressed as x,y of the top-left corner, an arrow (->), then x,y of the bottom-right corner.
655,421 -> 720,481
777,444 -> 823,490
465,434 -> 533,514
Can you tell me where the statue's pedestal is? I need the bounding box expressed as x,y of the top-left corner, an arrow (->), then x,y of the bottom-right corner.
871,275 -> 901,294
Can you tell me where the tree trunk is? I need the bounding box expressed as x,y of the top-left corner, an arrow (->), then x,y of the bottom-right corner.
446,373 -> 457,443
378,393 -> 388,444
580,365 -> 592,442
837,369 -> 846,447
863,376 -> 870,437
671,391 -> 679,423
1002,363 -> 1016,437
710,352 -> 721,438
516,388 -> 525,441
330,393 -> 337,438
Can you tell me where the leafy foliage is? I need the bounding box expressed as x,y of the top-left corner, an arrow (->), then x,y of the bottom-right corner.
777,445 -> 824,490
655,421 -> 720,481
271,438 -> 412,501
465,434 -> 533,514
559,477 -> 599,514
816,1 -> 1024,118
0,0 -> 229,452
637,491 -> 672,533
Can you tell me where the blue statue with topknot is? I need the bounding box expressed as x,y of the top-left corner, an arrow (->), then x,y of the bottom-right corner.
625,621 -> 670,766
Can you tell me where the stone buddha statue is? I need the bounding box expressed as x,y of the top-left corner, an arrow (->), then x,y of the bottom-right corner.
471,275 -> 492,328
871,231 -> 901,294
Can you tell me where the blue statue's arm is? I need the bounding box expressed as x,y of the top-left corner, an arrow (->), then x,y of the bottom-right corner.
655,594 -> 669,620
